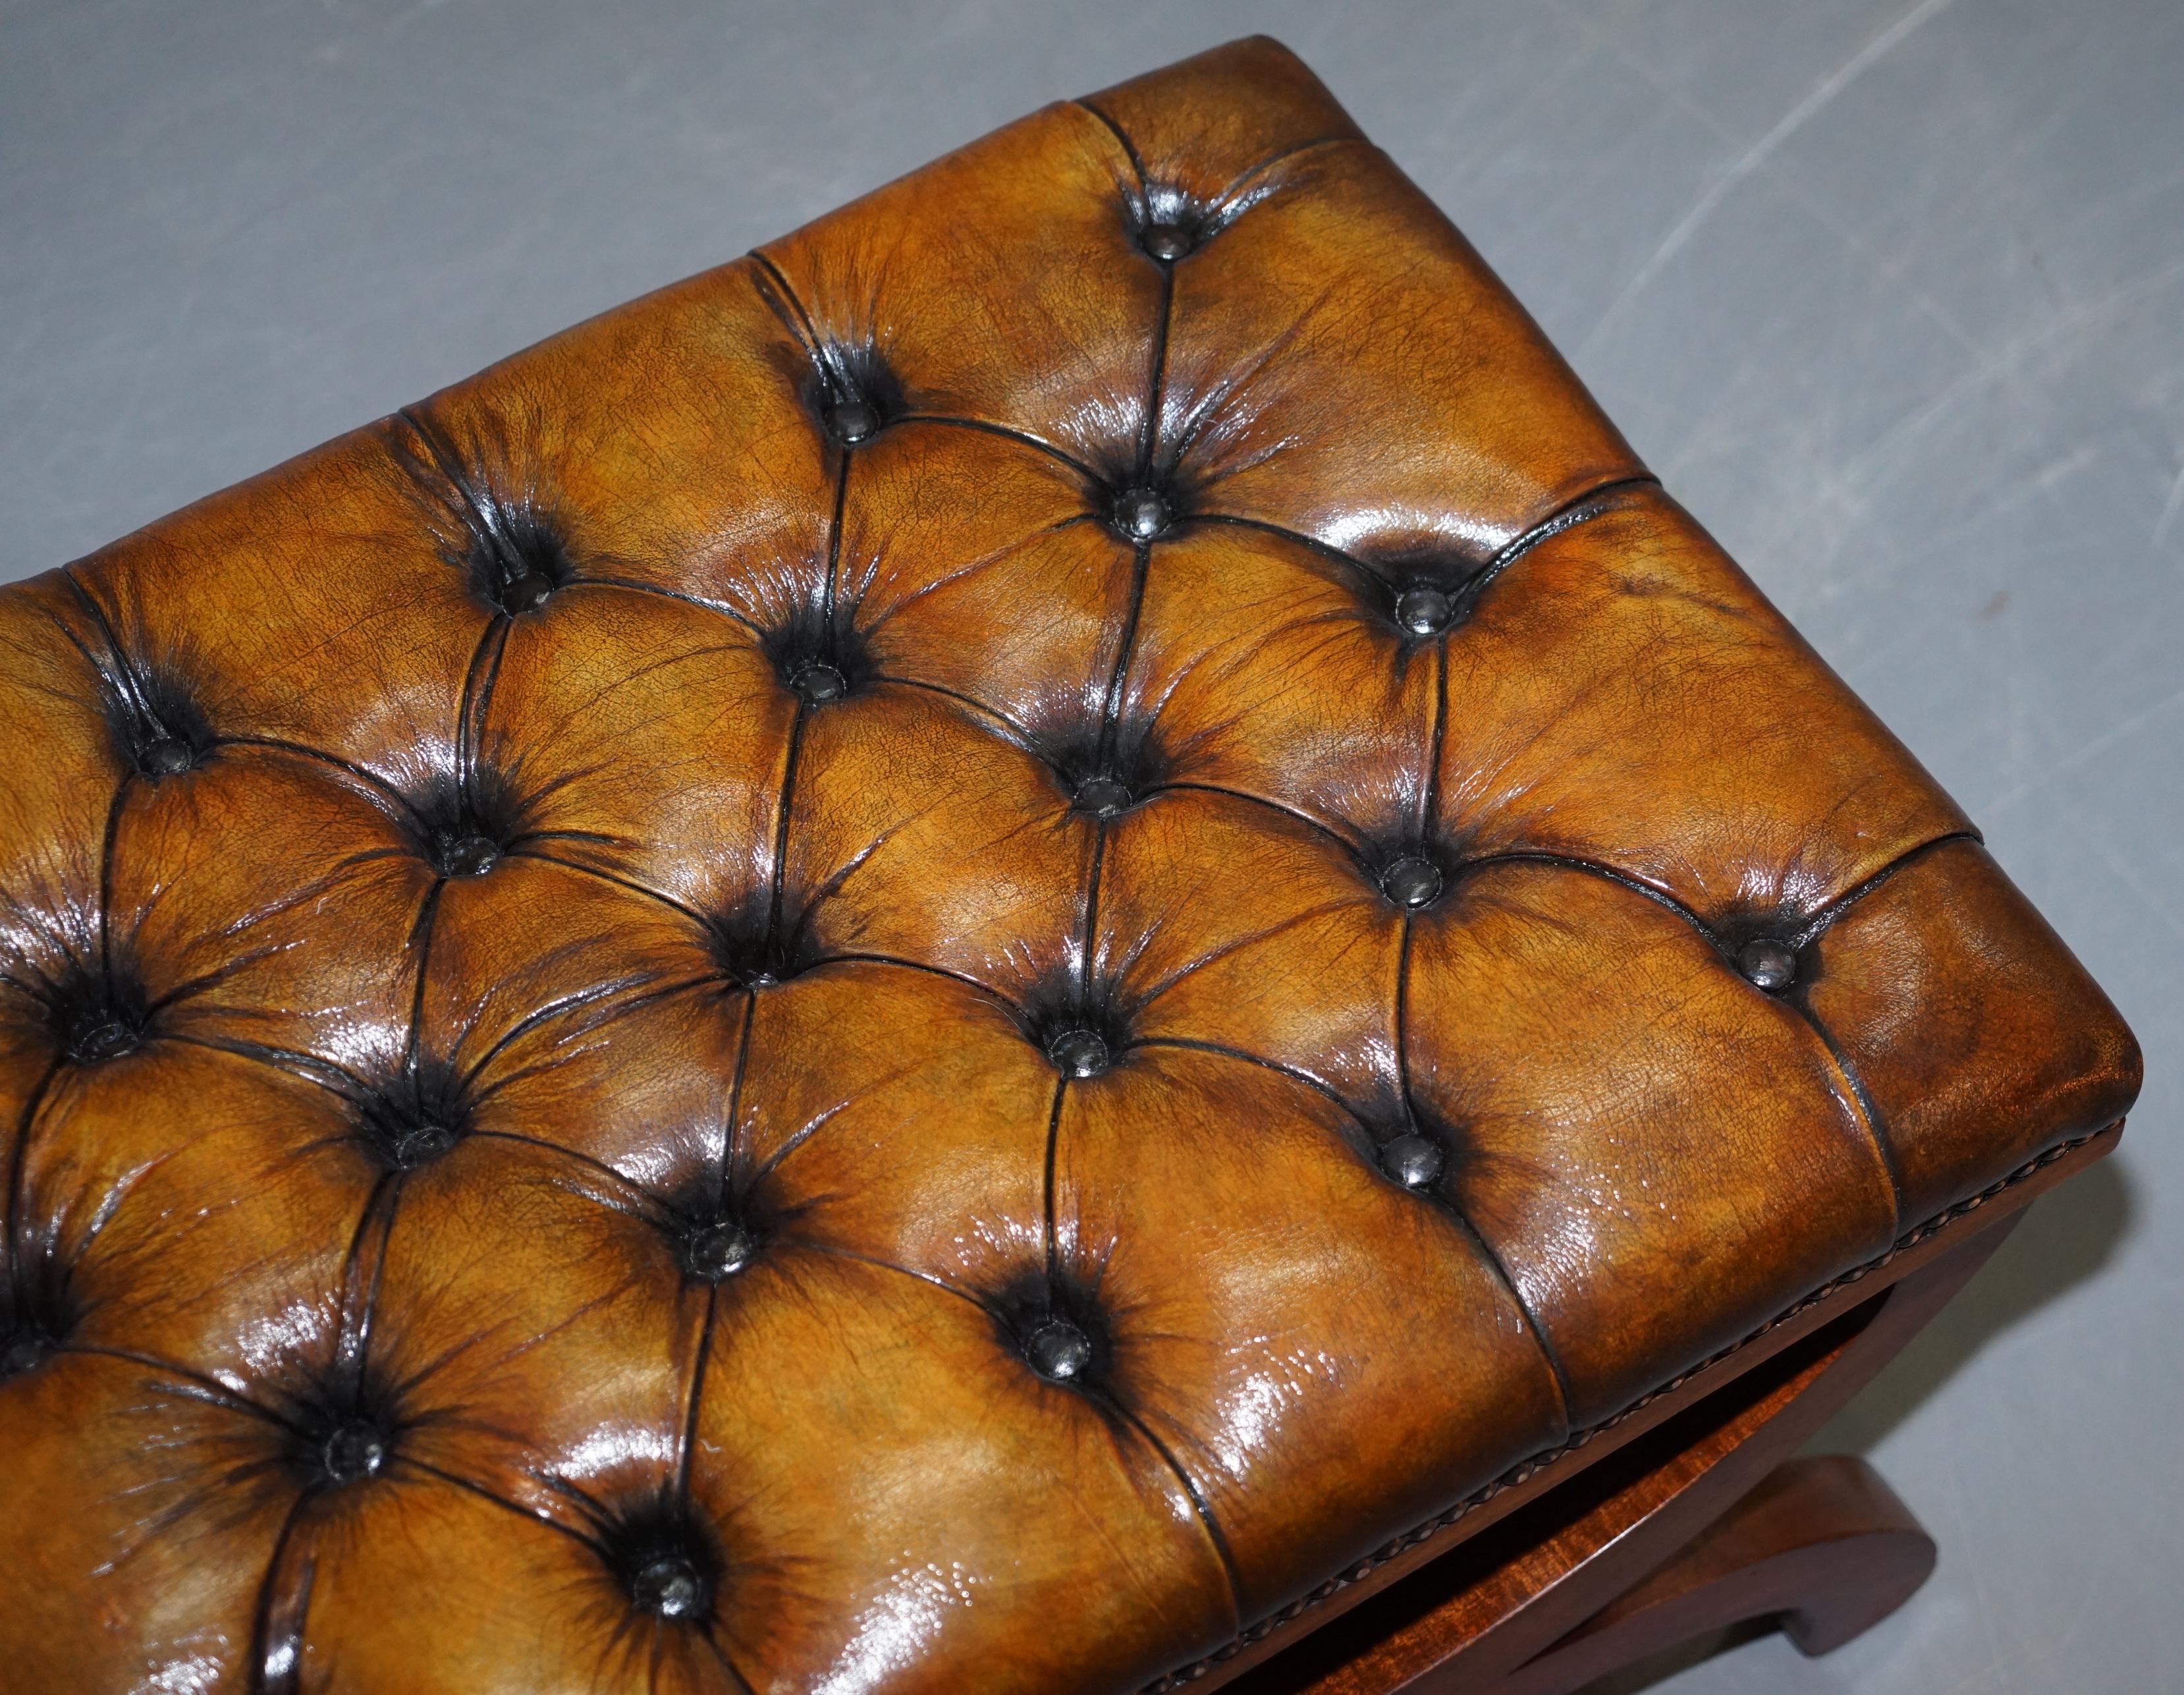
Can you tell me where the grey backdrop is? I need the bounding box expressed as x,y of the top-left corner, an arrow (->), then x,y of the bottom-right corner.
3,2 -> 2177,1690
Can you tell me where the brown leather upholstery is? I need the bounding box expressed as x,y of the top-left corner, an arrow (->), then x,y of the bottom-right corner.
0,36 -> 2139,1695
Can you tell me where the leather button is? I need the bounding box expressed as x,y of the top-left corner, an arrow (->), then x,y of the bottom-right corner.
68,1017 -> 140,1065
1737,937 -> 1799,991
1141,222 -> 1192,262
437,833 -> 499,878
1380,1132 -> 1444,1190
1395,586 -> 1454,637
826,399 -> 879,445
686,1221 -> 755,1281
1048,1030 -> 1110,1078
0,1335 -> 49,1377
1074,776 -> 1132,820
633,1556 -> 708,1620
504,572 -> 555,613
1381,856 -> 1444,910
139,737 -> 194,777
391,1123 -> 456,1169
321,1424 -> 387,1485
1114,489 -> 1172,542
793,663 -> 848,704
1025,1318 -> 1093,1382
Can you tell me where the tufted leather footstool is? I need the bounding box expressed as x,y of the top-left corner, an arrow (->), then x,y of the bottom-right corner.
0,37 -> 2141,1695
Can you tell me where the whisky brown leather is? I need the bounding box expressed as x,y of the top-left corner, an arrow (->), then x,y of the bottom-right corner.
0,36 -> 2141,1695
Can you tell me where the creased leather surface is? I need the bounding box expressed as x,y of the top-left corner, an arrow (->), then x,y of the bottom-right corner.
0,36 -> 2141,1695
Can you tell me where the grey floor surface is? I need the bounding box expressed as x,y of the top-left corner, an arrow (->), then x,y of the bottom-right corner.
3,2 -> 2178,1690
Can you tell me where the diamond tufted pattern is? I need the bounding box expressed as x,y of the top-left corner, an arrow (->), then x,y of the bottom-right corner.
0,36 -> 2141,1695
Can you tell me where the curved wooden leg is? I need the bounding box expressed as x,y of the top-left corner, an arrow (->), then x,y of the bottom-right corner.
1488,1456 -> 1935,1695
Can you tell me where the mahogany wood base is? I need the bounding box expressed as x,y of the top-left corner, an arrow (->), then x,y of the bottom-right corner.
1211,1128 -> 2119,1695
1487,1456 -> 1935,1695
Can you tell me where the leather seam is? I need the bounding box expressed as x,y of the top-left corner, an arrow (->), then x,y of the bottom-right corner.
1193,472 -> 1660,590
1074,99 -> 1152,194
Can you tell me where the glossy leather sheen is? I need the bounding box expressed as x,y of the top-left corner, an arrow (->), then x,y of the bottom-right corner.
0,36 -> 2142,1695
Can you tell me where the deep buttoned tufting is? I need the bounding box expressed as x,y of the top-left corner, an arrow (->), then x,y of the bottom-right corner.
0,36 -> 2141,1695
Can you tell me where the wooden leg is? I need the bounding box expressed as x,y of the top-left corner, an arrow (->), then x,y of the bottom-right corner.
1487,1456 -> 1935,1695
